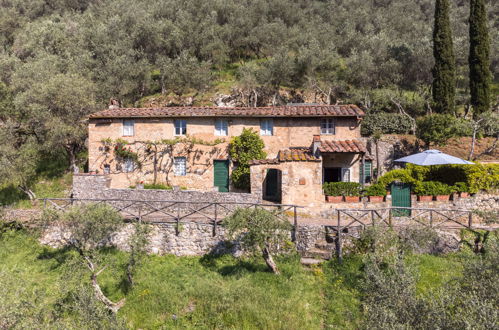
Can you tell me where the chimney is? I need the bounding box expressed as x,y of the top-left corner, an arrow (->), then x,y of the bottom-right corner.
312,135 -> 321,156
109,98 -> 120,109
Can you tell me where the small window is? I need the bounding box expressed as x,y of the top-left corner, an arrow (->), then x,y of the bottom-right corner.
124,158 -> 135,173
174,157 -> 186,176
174,119 -> 187,136
215,119 -> 228,136
321,118 -> 335,135
123,120 -> 134,136
341,168 -> 350,182
260,119 -> 273,136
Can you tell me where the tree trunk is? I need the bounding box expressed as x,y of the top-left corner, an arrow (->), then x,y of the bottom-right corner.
68,146 -> 78,174
262,246 -> 280,274
84,256 -> 125,313
153,145 -> 158,184
18,185 -> 36,200
468,125 -> 478,160
375,139 -> 382,179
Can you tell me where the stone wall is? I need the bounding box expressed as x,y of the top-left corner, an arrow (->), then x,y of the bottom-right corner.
72,173 -> 260,204
39,221 -> 324,256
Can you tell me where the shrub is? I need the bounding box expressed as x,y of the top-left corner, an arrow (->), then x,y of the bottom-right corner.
377,169 -> 417,188
143,183 -> 172,190
453,182 -> 469,193
361,112 -> 413,136
229,128 -> 266,190
364,183 -> 387,196
323,182 -> 362,196
413,181 -> 454,196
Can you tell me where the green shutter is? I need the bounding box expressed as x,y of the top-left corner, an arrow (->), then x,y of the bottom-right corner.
361,161 -> 372,184
214,160 -> 229,192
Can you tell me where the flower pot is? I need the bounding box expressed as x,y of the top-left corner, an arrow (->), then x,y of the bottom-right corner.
459,192 -> 469,198
417,195 -> 433,202
435,195 -> 450,201
344,196 -> 360,203
136,184 -> 144,189
326,195 -> 343,203
368,196 -> 384,203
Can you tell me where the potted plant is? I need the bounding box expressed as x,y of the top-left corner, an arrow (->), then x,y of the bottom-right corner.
343,182 -> 362,203
433,182 -> 454,201
454,182 -> 470,198
323,182 -> 343,203
364,183 -> 387,202
414,181 -> 434,202
136,180 -> 144,189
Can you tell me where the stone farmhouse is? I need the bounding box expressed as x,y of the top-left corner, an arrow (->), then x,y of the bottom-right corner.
87,104 -> 370,207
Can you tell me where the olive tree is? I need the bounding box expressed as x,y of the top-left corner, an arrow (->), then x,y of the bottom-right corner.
42,204 -> 126,313
224,208 -> 292,274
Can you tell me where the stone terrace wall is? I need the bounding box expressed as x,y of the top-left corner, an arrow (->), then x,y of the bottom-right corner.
318,193 -> 499,218
40,221 -> 321,256
72,174 -> 260,204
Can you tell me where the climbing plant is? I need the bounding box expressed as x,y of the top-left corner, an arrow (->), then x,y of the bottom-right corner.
229,128 -> 266,190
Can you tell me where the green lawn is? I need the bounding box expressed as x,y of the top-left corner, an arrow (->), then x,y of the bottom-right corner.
0,229 -> 473,329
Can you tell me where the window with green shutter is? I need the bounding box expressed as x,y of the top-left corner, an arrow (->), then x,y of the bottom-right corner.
361,160 -> 372,184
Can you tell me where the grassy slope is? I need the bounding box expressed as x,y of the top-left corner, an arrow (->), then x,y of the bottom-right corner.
0,229 -> 466,329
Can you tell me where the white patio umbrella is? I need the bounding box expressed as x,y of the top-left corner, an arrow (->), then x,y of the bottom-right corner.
394,149 -> 475,166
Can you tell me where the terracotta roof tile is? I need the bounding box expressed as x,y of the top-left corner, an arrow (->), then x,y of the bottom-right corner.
249,148 -> 320,165
89,104 -> 364,119
318,139 -> 366,153
278,148 -> 320,162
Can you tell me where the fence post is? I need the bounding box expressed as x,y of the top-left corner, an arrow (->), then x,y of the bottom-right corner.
468,211 -> 473,228
429,210 -> 433,227
213,203 -> 218,237
388,208 -> 393,228
336,209 -> 343,263
175,203 -> 180,236
43,199 -> 47,209
292,206 -> 298,242
138,205 -> 142,224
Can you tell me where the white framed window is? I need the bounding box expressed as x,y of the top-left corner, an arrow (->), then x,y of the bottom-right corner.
260,119 -> 273,136
124,158 -> 135,173
123,120 -> 134,136
341,168 -> 350,182
215,119 -> 228,136
174,157 -> 186,176
321,118 -> 335,135
174,119 -> 187,136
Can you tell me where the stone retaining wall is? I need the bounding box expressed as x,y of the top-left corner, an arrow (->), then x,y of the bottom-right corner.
40,221 -> 320,256
72,173 -> 260,204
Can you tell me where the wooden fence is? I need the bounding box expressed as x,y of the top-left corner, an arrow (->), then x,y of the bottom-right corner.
40,198 -> 300,238
332,207 -> 484,261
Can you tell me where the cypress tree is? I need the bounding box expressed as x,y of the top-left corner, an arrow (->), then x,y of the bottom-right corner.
469,0 -> 491,117
432,0 -> 456,114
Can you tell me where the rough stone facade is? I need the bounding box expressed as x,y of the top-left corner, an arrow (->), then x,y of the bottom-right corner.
88,116 -> 361,189
250,161 -> 324,207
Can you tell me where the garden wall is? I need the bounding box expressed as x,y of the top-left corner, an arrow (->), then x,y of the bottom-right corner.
318,193 -> 499,218
72,174 -> 260,204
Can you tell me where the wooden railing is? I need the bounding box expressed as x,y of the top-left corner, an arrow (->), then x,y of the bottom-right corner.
331,207 -> 490,261
40,198 -> 301,238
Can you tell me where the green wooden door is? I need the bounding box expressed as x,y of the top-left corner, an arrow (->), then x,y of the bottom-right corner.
214,160 -> 230,192
391,182 -> 411,216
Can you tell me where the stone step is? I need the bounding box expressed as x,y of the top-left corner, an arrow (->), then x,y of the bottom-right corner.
300,257 -> 325,266
301,248 -> 332,260
314,240 -> 336,250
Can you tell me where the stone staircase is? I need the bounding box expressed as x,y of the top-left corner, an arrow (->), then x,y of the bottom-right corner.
300,239 -> 336,266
